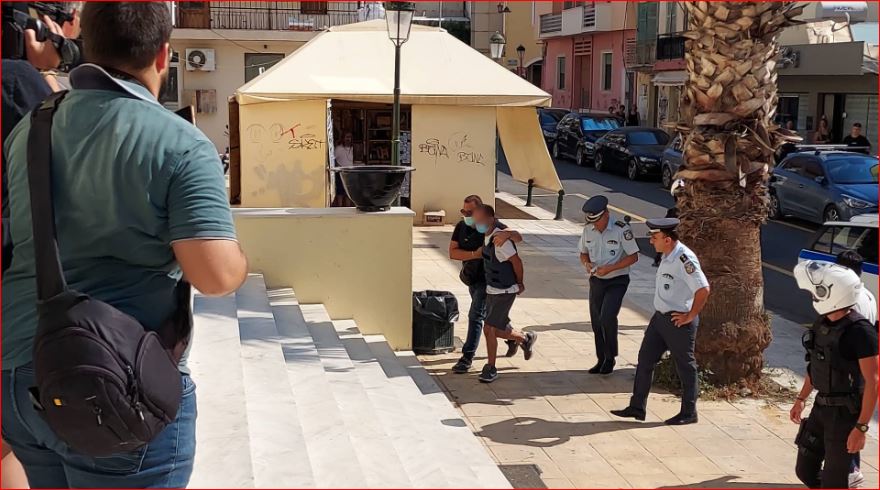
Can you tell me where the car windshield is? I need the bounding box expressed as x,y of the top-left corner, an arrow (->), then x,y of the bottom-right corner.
627,131 -> 670,146
540,111 -> 563,125
825,156 -> 879,184
581,117 -> 619,132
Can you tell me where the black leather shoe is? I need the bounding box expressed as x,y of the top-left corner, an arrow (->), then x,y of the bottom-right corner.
504,339 -> 518,357
665,412 -> 698,425
610,406 -> 646,421
599,358 -> 616,374
587,361 -> 604,374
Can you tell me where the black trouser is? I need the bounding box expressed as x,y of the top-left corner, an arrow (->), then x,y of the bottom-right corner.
588,274 -> 629,362
630,312 -> 699,415
796,403 -> 859,489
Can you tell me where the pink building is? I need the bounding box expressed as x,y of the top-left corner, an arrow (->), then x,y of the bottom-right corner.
536,2 -> 636,112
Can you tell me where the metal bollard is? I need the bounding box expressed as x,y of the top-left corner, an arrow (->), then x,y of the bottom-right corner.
554,190 -> 565,220
525,179 -> 535,207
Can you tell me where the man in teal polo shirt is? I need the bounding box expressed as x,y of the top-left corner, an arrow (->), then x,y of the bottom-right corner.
1,3 -> 248,488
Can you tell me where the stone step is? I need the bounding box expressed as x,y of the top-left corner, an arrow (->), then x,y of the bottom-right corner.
300,303 -> 414,489
235,275 -> 315,488
267,289 -> 370,488
188,291 -> 255,488
363,336 -> 513,488
332,319 -> 468,488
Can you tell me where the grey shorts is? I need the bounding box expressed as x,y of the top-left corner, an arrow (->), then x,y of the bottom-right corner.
485,293 -> 516,331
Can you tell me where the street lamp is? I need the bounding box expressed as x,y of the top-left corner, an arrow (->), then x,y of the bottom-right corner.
516,44 -> 525,77
489,32 -> 506,192
385,1 -> 415,169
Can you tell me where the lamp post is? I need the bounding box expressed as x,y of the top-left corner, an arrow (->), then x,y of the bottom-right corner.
516,44 -> 525,77
385,1 -> 415,169
489,31 -> 506,192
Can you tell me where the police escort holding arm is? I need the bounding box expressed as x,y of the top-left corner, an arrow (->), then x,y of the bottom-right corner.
612,218 -> 710,425
791,261 -> 879,489
449,195 -> 522,374
578,196 -> 639,375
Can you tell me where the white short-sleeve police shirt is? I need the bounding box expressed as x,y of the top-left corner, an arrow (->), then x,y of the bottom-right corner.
577,220 -> 640,279
654,241 -> 709,313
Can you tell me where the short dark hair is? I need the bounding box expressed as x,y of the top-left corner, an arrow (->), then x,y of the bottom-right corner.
475,204 -> 495,218
836,250 -> 864,275
853,122 -> 863,128
661,229 -> 679,241
81,2 -> 172,70
463,195 -> 483,206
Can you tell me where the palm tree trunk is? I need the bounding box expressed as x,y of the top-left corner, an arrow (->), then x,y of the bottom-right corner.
675,2 -> 804,384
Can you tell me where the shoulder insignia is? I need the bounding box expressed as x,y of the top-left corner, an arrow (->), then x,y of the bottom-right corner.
615,220 -> 626,228
684,260 -> 696,275
679,254 -> 688,263
623,230 -> 633,240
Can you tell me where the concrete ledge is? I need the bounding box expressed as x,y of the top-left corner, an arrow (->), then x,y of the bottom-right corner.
234,207 -> 414,349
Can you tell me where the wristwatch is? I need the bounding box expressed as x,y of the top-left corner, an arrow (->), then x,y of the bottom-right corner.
855,423 -> 869,433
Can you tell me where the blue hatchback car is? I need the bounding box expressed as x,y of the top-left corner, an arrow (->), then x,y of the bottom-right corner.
769,151 -> 879,224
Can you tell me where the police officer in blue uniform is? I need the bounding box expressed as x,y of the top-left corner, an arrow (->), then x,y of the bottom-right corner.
579,196 -> 639,374
611,218 -> 710,425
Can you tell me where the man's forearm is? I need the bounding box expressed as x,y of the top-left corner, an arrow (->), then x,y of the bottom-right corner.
608,253 -> 638,272
857,360 -> 878,424
580,253 -> 591,267
511,257 -> 524,285
509,231 -> 523,244
689,287 -> 710,317
798,374 -> 813,400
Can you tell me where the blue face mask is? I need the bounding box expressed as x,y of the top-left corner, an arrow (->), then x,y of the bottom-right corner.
476,223 -> 490,234
463,216 -> 475,227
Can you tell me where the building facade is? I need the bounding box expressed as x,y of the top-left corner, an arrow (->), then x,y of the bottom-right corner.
631,1 -> 686,130
534,1 -> 636,113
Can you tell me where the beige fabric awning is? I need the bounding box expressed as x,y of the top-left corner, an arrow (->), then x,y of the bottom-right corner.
236,20 -> 552,107
497,107 -> 564,193
652,70 -> 687,87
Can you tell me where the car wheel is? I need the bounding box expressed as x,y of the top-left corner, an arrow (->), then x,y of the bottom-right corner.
576,147 -> 585,166
823,205 -> 841,223
552,142 -> 560,159
661,165 -> 673,189
768,192 -> 782,220
627,159 -> 640,181
594,153 -> 605,172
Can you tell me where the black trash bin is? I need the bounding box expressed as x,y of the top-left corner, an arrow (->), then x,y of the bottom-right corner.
412,290 -> 460,355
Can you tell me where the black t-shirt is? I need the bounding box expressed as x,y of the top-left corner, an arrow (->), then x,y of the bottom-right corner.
842,135 -> 871,153
838,317 -> 880,361
450,219 -> 507,252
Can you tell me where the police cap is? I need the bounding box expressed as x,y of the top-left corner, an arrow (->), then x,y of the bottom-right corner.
582,195 -> 608,223
646,217 -> 680,234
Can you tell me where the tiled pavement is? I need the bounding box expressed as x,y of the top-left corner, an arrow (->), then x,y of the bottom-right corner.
413,207 -> 879,488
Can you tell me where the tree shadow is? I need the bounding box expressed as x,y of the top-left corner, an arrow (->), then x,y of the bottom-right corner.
526,321 -> 648,334
475,416 -> 663,448
660,476 -> 803,488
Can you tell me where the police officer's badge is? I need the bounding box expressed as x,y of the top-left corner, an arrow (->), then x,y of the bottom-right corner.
684,261 -> 696,274
623,230 -> 633,240
610,250 -> 616,256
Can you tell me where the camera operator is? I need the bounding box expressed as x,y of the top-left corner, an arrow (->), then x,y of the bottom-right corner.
2,2 -> 247,487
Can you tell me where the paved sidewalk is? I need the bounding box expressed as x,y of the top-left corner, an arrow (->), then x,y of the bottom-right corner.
413,196 -> 879,488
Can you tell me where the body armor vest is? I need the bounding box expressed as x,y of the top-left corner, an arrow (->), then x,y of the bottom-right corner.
804,311 -> 867,395
482,238 -> 517,290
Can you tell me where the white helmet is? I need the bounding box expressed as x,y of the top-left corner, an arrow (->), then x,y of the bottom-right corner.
670,179 -> 686,197
794,261 -> 863,315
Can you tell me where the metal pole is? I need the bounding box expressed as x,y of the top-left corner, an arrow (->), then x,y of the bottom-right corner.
392,43 -> 402,167
554,190 -> 565,220
525,179 -> 535,206
495,132 -> 500,192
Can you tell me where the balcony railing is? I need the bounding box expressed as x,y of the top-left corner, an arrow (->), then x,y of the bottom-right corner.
656,33 -> 686,61
174,2 -> 360,31
582,3 -> 596,28
540,13 -> 562,34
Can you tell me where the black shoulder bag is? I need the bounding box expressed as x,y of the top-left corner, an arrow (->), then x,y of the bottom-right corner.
27,91 -> 192,457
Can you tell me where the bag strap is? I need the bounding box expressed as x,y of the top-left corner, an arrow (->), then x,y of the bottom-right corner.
26,90 -> 69,301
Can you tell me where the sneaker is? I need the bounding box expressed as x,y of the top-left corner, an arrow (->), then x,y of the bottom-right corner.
610,406 -> 646,421
849,469 -> 864,488
452,357 -> 472,374
522,332 -> 538,360
504,339 -> 519,357
478,364 -> 498,383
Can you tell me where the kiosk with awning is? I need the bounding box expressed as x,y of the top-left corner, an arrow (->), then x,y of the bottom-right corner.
231,20 -> 562,223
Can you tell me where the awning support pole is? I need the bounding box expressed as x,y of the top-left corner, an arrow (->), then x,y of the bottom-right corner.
525,179 -> 535,206
554,190 -> 565,220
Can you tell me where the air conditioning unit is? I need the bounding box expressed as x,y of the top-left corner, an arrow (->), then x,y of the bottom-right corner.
185,48 -> 215,71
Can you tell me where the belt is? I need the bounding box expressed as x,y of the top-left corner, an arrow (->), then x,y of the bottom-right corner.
815,394 -> 859,407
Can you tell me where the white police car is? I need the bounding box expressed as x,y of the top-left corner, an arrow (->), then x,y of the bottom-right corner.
798,214 -> 878,298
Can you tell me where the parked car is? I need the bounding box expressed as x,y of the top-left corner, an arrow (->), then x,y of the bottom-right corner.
660,134 -> 684,189
769,151 -> 879,224
552,112 -> 620,166
538,108 -> 571,149
593,127 -> 671,181
798,214 -> 878,298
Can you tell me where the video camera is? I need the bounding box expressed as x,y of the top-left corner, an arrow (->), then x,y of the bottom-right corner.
2,2 -> 81,71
